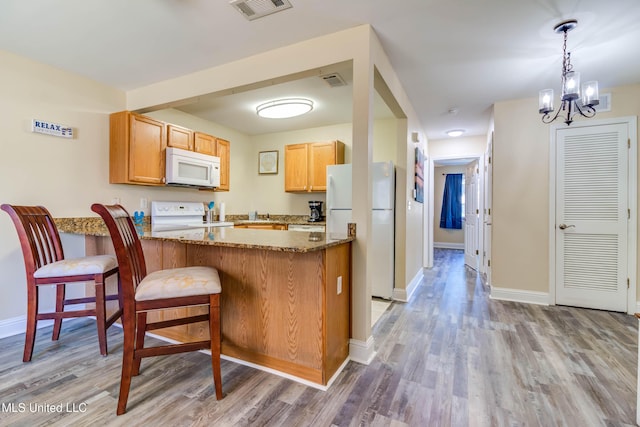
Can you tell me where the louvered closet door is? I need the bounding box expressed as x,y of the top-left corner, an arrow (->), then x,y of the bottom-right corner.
556,123 -> 628,312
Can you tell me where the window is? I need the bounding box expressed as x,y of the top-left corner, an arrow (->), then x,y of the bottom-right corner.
440,173 -> 463,229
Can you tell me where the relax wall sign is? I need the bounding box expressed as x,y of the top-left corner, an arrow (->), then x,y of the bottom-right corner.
31,119 -> 73,138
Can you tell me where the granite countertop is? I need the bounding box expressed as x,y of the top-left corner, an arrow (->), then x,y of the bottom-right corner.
55,217 -> 349,253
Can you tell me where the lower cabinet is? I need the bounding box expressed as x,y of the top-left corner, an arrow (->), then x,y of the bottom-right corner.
85,236 -> 351,385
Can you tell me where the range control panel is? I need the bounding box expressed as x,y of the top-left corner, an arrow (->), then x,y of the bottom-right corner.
151,201 -> 205,218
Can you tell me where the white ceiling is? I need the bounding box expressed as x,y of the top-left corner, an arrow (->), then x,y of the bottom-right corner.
1,0 -> 639,140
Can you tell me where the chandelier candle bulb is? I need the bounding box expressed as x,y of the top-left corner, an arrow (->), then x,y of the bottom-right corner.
582,81 -> 599,106
539,89 -> 554,114
562,71 -> 580,100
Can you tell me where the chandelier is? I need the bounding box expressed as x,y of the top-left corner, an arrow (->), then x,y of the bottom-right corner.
539,19 -> 599,125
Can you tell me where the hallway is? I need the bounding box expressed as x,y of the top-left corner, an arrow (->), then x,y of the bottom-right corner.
0,249 -> 637,425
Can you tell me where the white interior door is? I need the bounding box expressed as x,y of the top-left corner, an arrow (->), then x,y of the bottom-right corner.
555,123 -> 629,312
464,162 -> 479,270
483,133 -> 493,285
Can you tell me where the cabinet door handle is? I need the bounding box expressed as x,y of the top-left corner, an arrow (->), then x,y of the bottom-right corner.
310,185 -> 313,191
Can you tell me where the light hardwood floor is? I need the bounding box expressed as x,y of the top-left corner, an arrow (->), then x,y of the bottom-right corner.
0,249 -> 637,426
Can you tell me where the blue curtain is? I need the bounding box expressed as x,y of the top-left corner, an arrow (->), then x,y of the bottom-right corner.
440,173 -> 463,229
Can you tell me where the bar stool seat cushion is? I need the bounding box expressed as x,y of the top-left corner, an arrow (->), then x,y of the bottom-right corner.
33,255 -> 117,278
135,266 -> 221,301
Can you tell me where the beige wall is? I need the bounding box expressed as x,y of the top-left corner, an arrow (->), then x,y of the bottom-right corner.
373,118 -> 398,164
429,135 -> 487,159
492,84 -> 640,298
0,51 -> 216,321
247,122 -> 354,216
433,165 -> 467,245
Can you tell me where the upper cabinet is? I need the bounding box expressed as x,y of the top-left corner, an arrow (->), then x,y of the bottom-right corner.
215,138 -> 230,191
110,111 -> 167,186
109,111 -> 230,191
167,124 -> 194,151
194,132 -> 230,191
284,141 -> 344,192
284,143 -> 309,192
194,132 -> 216,156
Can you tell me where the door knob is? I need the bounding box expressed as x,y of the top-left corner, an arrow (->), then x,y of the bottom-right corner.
558,224 -> 575,230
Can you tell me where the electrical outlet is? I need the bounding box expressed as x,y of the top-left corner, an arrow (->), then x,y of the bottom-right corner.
111,197 -> 120,205
337,276 -> 342,295
140,198 -> 148,210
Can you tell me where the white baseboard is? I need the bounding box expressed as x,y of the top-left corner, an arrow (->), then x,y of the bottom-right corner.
434,242 -> 464,250
490,286 -> 550,306
349,336 -> 376,365
0,302 -> 88,340
0,316 -> 54,339
393,268 -> 423,302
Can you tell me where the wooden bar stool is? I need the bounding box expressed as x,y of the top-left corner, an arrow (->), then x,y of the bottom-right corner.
1,204 -> 122,362
91,203 -> 223,415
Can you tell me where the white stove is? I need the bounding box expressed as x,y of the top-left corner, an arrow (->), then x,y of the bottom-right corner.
151,201 -> 234,232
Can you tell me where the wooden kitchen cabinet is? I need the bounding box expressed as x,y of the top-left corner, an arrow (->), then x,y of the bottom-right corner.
194,133 -> 230,191
167,124 -> 193,151
79,222 -> 352,386
215,138 -> 230,191
110,112 -> 230,190
284,143 -> 309,192
110,111 -> 167,186
284,141 -> 344,192
194,132 -> 216,156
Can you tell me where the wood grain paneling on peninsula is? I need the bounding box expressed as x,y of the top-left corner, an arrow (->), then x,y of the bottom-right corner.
85,234 -> 350,385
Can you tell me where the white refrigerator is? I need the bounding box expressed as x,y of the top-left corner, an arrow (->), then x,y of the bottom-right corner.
326,161 -> 395,299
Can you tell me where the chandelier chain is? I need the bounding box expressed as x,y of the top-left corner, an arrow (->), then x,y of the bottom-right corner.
561,29 -> 573,94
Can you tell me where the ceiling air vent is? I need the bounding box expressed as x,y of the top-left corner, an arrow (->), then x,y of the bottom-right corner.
230,0 -> 292,21
320,73 -> 347,88
593,92 -> 611,113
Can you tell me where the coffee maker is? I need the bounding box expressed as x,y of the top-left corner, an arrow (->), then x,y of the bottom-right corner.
308,201 -> 324,222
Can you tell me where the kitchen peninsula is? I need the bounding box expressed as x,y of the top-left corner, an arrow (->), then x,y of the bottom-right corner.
55,218 -> 353,386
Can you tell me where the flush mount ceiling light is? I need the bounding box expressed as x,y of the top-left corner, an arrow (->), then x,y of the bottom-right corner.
256,98 -> 314,119
539,19 -> 599,126
446,129 -> 465,137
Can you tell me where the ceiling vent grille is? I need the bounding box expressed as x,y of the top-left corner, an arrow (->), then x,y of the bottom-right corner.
320,73 -> 347,88
594,92 -> 611,112
230,0 -> 292,21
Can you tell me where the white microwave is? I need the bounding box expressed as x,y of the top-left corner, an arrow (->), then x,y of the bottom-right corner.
166,147 -> 220,188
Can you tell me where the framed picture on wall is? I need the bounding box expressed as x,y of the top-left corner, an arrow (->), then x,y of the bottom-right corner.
414,147 -> 424,203
258,150 -> 279,174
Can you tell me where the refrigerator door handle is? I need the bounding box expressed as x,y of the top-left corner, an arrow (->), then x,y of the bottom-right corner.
327,174 -> 332,208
